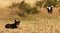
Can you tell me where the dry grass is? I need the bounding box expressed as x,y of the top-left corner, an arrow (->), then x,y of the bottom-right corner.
0,17 -> 60,33
0,3 -> 60,33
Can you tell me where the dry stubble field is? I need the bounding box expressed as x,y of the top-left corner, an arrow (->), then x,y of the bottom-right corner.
0,7 -> 60,33
0,0 -> 60,33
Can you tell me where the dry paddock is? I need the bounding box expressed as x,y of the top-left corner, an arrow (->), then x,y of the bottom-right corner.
0,1 -> 60,33
0,17 -> 60,33
0,7 -> 60,33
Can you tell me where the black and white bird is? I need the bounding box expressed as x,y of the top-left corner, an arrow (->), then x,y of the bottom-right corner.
46,6 -> 54,13
5,20 -> 20,29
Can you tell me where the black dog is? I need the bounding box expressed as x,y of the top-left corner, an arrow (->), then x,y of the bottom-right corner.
5,20 -> 20,29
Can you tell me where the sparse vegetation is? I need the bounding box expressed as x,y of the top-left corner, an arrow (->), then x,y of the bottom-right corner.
35,1 -> 44,8
31,7 -> 39,14
18,0 -> 39,14
44,0 -> 58,7
35,0 -> 59,8
9,2 -> 19,8
0,0 -> 60,33
9,0 -> 39,17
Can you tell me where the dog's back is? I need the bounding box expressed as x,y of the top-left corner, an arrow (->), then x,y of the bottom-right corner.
5,24 -> 17,29
5,20 -> 20,29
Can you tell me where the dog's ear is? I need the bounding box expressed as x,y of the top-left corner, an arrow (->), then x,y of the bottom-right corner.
18,21 -> 20,23
15,20 -> 17,23
51,6 -> 54,8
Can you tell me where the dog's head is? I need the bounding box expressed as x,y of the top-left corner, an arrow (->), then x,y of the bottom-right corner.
15,20 -> 20,25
